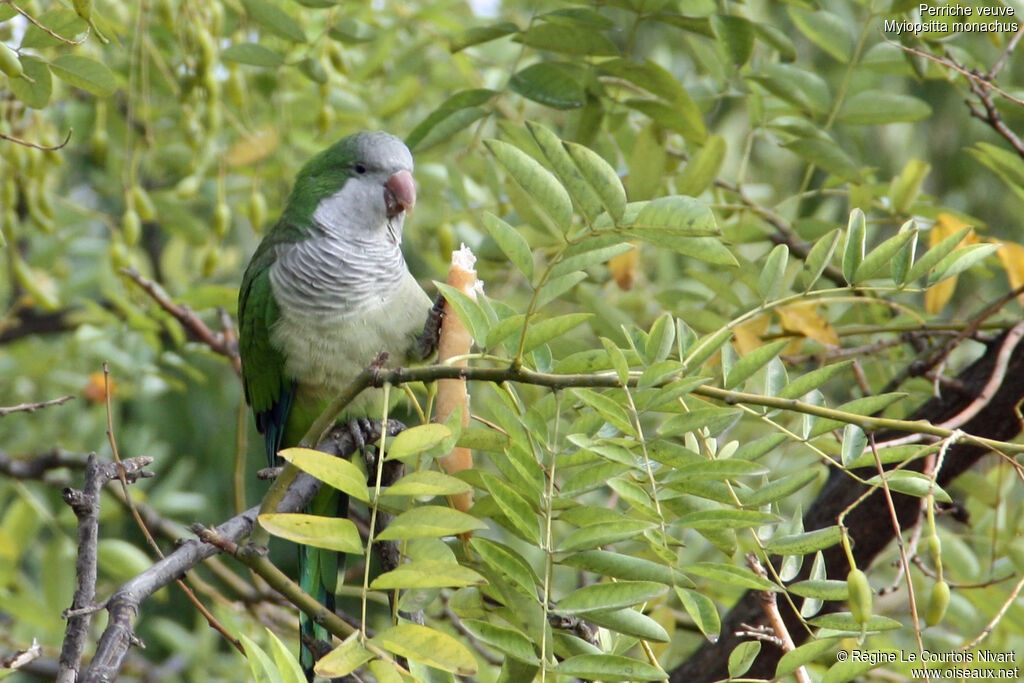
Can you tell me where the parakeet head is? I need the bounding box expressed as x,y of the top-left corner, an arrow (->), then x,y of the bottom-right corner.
284,131 -> 416,242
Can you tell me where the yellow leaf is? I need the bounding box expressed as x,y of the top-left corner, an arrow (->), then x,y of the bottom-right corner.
733,314 -> 769,355
994,239 -> 1024,305
924,213 -> 976,314
777,303 -> 839,347
608,244 -> 638,290
226,126 -> 280,167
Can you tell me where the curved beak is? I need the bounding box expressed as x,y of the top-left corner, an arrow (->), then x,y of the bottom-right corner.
384,169 -> 416,217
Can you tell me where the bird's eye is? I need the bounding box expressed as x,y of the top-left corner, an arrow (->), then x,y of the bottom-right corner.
354,163 -> 367,174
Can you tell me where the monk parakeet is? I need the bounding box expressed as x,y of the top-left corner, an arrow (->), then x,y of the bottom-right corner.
238,131 -> 436,676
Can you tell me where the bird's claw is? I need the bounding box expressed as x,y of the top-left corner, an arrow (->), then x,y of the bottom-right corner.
415,292 -> 445,361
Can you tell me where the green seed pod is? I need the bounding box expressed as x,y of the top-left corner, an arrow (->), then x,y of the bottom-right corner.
847,568 -> 873,625
0,43 -> 24,79
317,104 -> 332,135
2,174 -> 17,208
122,207 -> 141,246
202,246 -> 219,276
72,0 -> 92,21
213,201 -> 230,237
90,125 -> 109,165
175,174 -> 201,199
437,223 -> 454,261
248,190 -> 267,231
13,256 -> 60,310
925,580 -> 950,626
109,239 -> 129,269
131,184 -> 157,221
227,66 -> 245,108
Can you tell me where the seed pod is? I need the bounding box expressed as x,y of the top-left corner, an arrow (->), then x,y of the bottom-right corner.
108,239 -> 129,269
847,568 -> 872,625
12,256 -> 60,310
227,66 -> 245,108
72,0 -> 92,21
213,201 -> 230,237
0,43 -> 24,79
202,245 -> 219,276
131,184 -> 157,221
925,580 -> 950,626
91,125 -> 109,165
122,207 -> 141,246
175,174 -> 201,199
248,190 -> 267,230
317,104 -> 332,134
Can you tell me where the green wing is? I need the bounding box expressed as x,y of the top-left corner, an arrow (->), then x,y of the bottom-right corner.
238,242 -> 293,465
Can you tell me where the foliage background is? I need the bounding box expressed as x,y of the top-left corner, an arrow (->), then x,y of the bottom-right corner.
2,0 -> 1024,680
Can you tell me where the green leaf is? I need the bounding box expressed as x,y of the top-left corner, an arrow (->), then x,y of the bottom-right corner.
384,470 -> 472,498
483,473 -> 540,544
785,137 -> 860,182
481,213 -> 534,281
555,655 -> 667,681
370,624 -> 477,675
740,469 -> 819,507
278,448 -> 370,503
314,637 -> 374,679
49,55 -> 117,97
239,633 -> 282,683
240,0 -> 307,42
778,361 -> 852,400
556,580 -> 667,614
571,388 -> 635,436
801,229 -> 841,290
264,629 -> 305,683
866,471 -> 952,502
327,18 -> 376,43
776,638 -> 839,678
906,227 -> 971,282
788,7 -> 851,62
526,121 -> 604,220
659,407 -> 740,438
625,98 -> 706,143
406,89 -> 496,151
677,509 -> 780,530
853,228 -> 917,283
684,327 -> 733,371
449,22 -> 519,52
968,142 -> 1024,200
562,549 -> 693,587
840,424 -> 868,466
370,560 -> 486,589
535,271 -> 588,309
712,15 -> 754,65
926,243 -> 999,286
435,282 -> 489,347
516,23 -> 618,55
550,243 -> 634,279
258,513 -> 363,554
891,220 -> 919,285
563,142 -> 626,222
461,620 -> 539,664
808,612 -> 902,632
726,339 -> 789,390
557,520 -> 655,552
375,505 -> 486,540
677,135 -> 726,197
509,62 -> 586,109
385,424 -> 452,462
645,313 -> 676,364
729,641 -> 762,678
675,587 -> 720,639
754,22 -> 796,61
665,460 -> 768,482
485,138 -> 574,231
838,91 -> 932,125
788,579 -> 850,601
765,526 -> 843,555
470,538 -> 539,597
842,209 -> 866,283
889,160 -> 931,215
685,562 -> 777,591
631,195 -> 720,234
10,56 -> 52,109
809,393 -> 907,437
585,608 -> 670,642
749,63 -> 830,115
20,9 -> 87,49
522,313 -> 592,353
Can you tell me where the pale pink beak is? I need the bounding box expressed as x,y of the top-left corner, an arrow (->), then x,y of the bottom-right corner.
384,169 -> 416,217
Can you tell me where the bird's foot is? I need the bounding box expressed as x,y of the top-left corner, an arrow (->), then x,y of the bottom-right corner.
415,292 -> 445,361
344,417 -> 378,455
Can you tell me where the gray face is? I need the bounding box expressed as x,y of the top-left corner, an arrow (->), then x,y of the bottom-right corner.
313,132 -> 415,242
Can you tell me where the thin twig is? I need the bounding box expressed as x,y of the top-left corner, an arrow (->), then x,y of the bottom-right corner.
0,394 -> 75,417
0,128 -> 73,150
119,268 -> 242,376
746,554 -> 809,683
5,1 -> 89,45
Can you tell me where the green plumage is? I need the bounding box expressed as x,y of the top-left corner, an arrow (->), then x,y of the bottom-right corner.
238,131 -> 431,679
